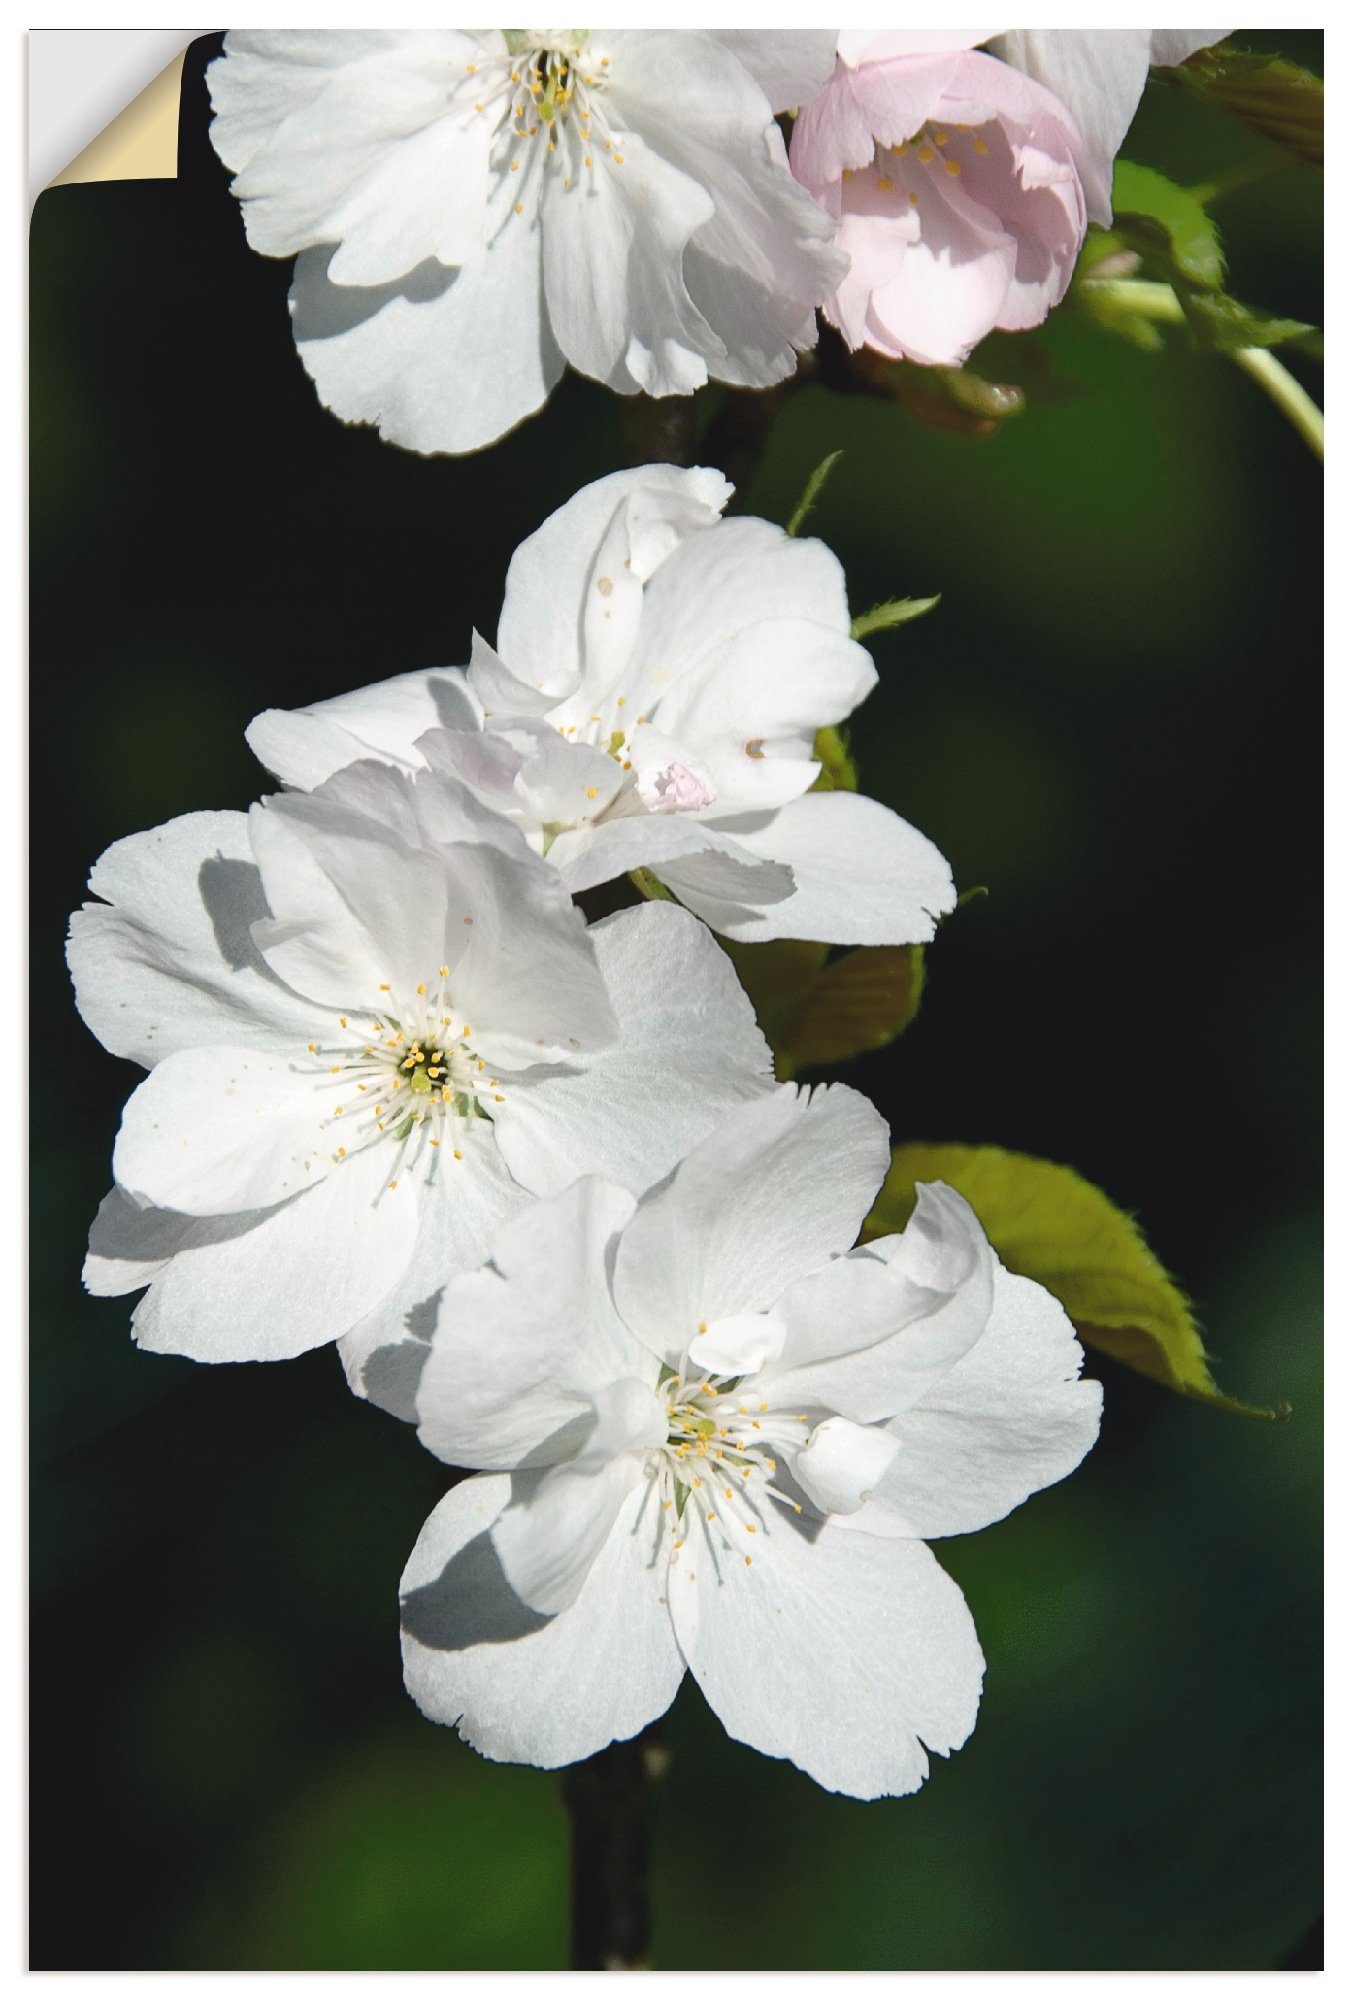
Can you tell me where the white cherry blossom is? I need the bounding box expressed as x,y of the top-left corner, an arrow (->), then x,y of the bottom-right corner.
207,29 -> 845,454
68,758 -> 773,1370
400,1086 -> 1102,1797
247,466 -> 956,947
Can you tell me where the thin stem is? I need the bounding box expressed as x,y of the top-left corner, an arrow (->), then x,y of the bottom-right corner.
561,1730 -> 665,1969
619,394 -> 697,470
1232,345 -> 1325,460
1081,276 -> 1186,324
629,867 -> 675,903
1081,278 -> 1324,461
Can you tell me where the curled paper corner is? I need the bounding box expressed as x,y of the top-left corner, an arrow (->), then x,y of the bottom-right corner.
30,30 -> 205,209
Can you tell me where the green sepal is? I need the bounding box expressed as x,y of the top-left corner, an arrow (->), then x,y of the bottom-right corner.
849,596 -> 941,644
1179,290 -> 1315,355
628,868 -> 675,903
861,1142 -> 1288,1419
1173,42 -> 1324,167
1110,160 -> 1226,289
785,450 -> 842,537
810,723 -> 857,794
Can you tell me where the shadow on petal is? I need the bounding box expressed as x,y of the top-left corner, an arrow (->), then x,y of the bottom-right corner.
290,246 -> 458,345
401,1527 -> 552,1651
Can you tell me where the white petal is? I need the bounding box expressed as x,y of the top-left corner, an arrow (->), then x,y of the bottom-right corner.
868,1264 -> 1103,1538
68,812 -> 319,1066
989,29 -> 1154,225
247,667 -> 478,790
249,768 -> 617,1066
85,1185 -> 259,1296
334,1122 -> 530,1421
794,1416 -> 901,1516
545,815 -> 791,909
401,1472 -> 685,1768
839,32 -> 996,65
414,1177 -> 647,1467
209,31 -> 415,174
680,242 -> 829,390
608,33 -> 844,386
491,902 -> 774,1200
765,1183 -> 997,1424
668,1515 -> 983,1798
650,619 -> 876,817
688,1312 -> 787,1377
492,1381 -> 666,1615
501,725 -> 628,833
247,774 -> 445,1008
413,723 -> 538,829
612,1083 -> 889,1366
1149,31 -> 1226,69
464,630 -> 556,722
632,516 -> 852,691
113,1045 -> 346,1216
128,1141 -> 420,1361
289,223 -> 564,458
222,42 -> 491,274
444,846 -> 618,1072
709,31 -> 841,113
702,791 -> 955,945
496,466 -> 730,699
540,125 -> 719,397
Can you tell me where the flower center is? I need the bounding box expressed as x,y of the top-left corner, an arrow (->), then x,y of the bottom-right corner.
846,123 -> 994,204
305,967 -> 506,1179
652,1367 -> 809,1570
470,33 -> 622,211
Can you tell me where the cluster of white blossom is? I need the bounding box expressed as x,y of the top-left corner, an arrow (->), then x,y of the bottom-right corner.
70,461 -> 1102,1796
208,27 -> 1222,453
66,24 -> 1222,1800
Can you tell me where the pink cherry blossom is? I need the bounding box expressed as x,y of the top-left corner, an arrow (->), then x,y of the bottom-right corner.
791,36 -> 1087,369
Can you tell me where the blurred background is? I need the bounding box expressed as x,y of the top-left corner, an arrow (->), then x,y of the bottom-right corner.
30,31 -> 1322,1971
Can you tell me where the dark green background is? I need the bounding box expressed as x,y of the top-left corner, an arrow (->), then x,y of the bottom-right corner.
30,32 -> 1322,1970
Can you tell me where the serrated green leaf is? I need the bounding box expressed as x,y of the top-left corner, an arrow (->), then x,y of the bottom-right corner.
786,450 -> 842,537
1111,160 -> 1226,289
849,596 -> 940,644
1176,42 -> 1324,167
861,1142 -> 1287,1419
719,937 -> 828,1058
1180,289 -> 1315,355
810,722 -> 857,793
773,946 -> 926,1078
720,939 -> 925,1080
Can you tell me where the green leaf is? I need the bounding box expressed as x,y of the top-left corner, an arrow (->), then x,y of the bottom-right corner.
810,722 -> 858,793
861,1142 -> 1288,1419
786,450 -> 842,537
721,940 -> 926,1080
1111,160 -> 1226,289
1175,42 -> 1324,167
1179,290 -> 1315,355
774,946 -> 926,1078
850,595 -> 940,644
720,937 -> 829,1057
